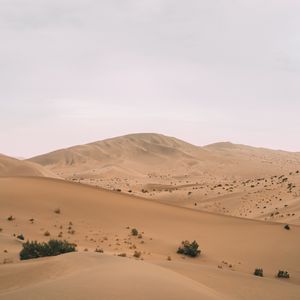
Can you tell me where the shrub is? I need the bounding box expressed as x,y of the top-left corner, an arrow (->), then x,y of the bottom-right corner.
131,228 -> 138,236
284,224 -> 290,230
177,240 -> 200,257
44,231 -> 50,236
17,234 -> 25,240
254,268 -> 264,277
95,248 -> 103,253
133,251 -> 141,258
20,240 -> 76,260
7,216 -> 15,221
277,270 -> 290,278
54,208 -> 61,214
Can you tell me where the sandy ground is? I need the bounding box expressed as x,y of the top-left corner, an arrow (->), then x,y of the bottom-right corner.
1,177 -> 299,300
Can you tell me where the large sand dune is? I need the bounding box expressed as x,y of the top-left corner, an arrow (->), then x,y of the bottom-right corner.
28,133 -> 300,224
0,177 -> 299,299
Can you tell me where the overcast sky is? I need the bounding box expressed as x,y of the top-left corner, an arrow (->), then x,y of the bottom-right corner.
1,0 -> 300,158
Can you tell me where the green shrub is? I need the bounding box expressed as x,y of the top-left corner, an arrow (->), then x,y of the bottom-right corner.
20,240 -> 76,260
277,270 -> 290,278
177,240 -> 200,257
254,268 -> 264,277
131,228 -> 138,236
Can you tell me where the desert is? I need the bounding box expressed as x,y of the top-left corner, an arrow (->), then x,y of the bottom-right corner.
1,1 -> 300,299
1,134 -> 300,299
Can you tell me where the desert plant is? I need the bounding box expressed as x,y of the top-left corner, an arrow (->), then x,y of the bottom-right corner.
284,224 -> 290,230
17,234 -> 25,240
54,208 -> 61,214
277,270 -> 290,278
20,240 -> 76,260
131,228 -> 138,236
7,216 -> 15,221
44,231 -> 50,236
133,251 -> 141,258
254,268 -> 264,277
177,240 -> 200,257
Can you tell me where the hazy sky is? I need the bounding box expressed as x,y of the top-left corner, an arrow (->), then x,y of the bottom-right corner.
1,0 -> 300,157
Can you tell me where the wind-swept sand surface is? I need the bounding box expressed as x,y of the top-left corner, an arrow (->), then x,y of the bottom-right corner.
28,133 -> 300,224
1,177 -> 299,299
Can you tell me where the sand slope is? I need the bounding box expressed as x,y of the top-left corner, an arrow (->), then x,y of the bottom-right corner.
0,253 -> 224,300
0,154 -> 57,178
0,177 -> 299,299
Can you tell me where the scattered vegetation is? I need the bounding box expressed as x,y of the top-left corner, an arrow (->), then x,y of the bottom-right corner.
284,224 -> 290,230
20,240 -> 76,260
277,270 -> 290,278
95,247 -> 104,253
131,228 -> 138,236
133,251 -> 141,258
7,215 -> 15,221
177,240 -> 200,257
54,208 -> 61,214
254,268 -> 264,277
44,231 -> 50,237
17,234 -> 25,240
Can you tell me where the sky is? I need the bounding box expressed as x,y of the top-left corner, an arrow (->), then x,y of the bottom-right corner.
1,0 -> 300,158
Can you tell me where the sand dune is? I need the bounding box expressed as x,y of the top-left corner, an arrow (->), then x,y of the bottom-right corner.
0,253 -> 224,300
0,154 -> 58,178
0,177 -> 299,299
28,133 -> 300,224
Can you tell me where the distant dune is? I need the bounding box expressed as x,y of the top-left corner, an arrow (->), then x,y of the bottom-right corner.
27,133 -> 300,224
29,133 -> 300,178
0,154 -> 58,178
0,177 -> 299,300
